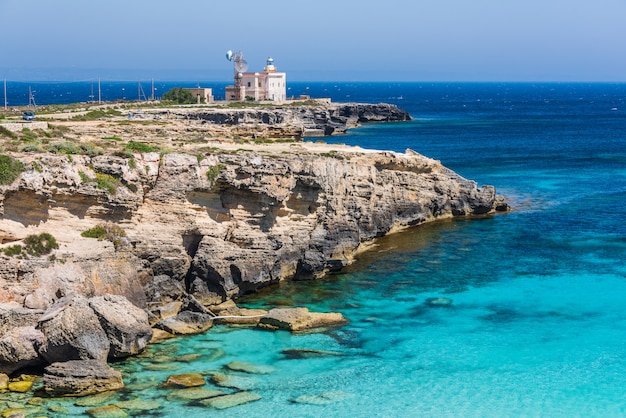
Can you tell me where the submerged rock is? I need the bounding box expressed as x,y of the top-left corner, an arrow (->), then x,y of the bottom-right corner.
226,361 -> 276,375
113,399 -> 162,411
210,373 -> 257,390
43,360 -> 124,397
424,297 -> 453,307
85,405 -> 129,418
292,391 -> 352,405
74,391 -> 119,407
162,372 -> 206,388
8,380 -> 33,393
165,387 -> 224,401
200,391 -> 262,409
281,348 -> 345,359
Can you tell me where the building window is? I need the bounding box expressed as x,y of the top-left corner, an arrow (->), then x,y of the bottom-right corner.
247,82 -> 251,87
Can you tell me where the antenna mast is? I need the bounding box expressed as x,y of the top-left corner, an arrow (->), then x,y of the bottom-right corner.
138,81 -> 147,101
28,86 -> 37,108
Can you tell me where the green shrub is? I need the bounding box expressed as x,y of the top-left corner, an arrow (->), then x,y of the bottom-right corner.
206,164 -> 224,184
162,88 -> 195,104
81,225 -> 108,239
79,171 -> 120,194
78,170 -> 90,183
82,222 -> 127,249
0,154 -> 25,185
20,128 -> 39,142
0,125 -> 17,139
48,141 -> 102,157
125,141 -> 157,153
19,143 -> 44,153
48,124 -> 71,137
23,233 -> 59,256
1,244 -> 23,256
94,173 -> 119,194
47,141 -> 80,155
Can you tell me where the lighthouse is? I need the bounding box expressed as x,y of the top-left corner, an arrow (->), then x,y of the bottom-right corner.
225,52 -> 286,102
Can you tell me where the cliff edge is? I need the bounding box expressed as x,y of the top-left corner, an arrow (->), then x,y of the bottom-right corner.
0,145 -> 507,307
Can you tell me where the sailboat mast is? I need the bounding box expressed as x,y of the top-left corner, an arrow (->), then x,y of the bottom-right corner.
3,78 -> 6,110
98,77 -> 101,103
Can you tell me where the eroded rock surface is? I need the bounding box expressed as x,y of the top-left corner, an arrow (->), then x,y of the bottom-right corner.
0,148 -> 506,307
43,359 -> 124,397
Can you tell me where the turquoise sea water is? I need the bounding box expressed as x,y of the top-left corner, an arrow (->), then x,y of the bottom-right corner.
10,83 -> 626,416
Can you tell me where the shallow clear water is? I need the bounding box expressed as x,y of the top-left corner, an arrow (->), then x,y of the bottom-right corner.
13,83 -> 626,417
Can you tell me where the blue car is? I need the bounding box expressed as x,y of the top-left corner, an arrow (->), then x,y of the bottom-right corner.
22,111 -> 35,121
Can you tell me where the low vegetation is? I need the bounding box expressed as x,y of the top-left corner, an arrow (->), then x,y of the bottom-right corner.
71,108 -> 123,121
79,170 -> 121,194
0,125 -> 17,139
0,154 -> 25,185
81,222 -> 128,249
2,232 -> 59,258
206,163 -> 224,184
48,141 -> 103,157
125,141 -> 157,153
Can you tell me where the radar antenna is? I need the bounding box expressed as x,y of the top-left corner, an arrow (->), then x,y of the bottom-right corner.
226,50 -> 248,101
226,50 -> 248,73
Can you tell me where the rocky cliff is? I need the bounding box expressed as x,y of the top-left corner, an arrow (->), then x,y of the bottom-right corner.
0,145 -> 506,307
136,102 -> 412,138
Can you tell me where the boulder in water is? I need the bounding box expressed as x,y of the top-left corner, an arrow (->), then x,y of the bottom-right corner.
37,295 -> 110,364
88,294 -> 153,359
44,359 -> 124,397
258,307 -> 347,332
0,326 -> 45,374
154,311 -> 214,335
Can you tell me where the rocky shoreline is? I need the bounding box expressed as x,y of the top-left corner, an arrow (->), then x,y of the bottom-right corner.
0,101 -> 508,401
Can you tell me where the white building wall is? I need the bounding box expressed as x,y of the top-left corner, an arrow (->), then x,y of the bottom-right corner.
236,70 -> 286,102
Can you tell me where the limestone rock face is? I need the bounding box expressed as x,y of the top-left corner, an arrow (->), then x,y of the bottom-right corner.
88,294 -> 153,358
36,295 -> 111,364
168,102 -> 411,138
0,326 -> 45,374
0,144 -> 505,306
43,359 -> 124,397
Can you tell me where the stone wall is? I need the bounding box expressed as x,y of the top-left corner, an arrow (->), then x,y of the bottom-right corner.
0,121 -> 48,132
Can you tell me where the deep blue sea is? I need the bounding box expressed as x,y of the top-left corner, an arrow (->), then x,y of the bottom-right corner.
6,82 -> 626,416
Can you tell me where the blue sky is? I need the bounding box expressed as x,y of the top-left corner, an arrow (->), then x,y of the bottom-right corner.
1,0 -> 626,81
